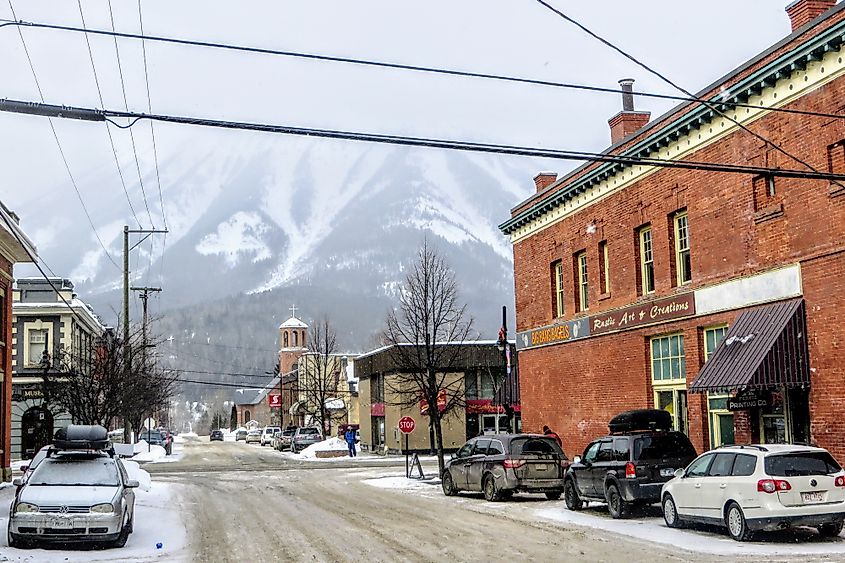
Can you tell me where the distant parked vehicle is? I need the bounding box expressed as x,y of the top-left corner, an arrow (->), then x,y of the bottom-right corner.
291,427 -> 323,454
210,430 -> 224,442
662,444 -> 845,541
564,409 -> 697,519
260,426 -> 281,447
442,434 -> 569,501
143,429 -> 165,448
274,428 -> 297,451
235,429 -> 248,441
245,429 -> 262,444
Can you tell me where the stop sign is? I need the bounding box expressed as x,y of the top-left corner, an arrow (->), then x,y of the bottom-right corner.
398,416 -> 416,434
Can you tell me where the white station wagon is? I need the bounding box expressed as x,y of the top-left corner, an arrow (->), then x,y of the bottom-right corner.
661,444 -> 845,541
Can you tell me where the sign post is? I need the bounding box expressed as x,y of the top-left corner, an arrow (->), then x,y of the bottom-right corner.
398,416 -> 415,478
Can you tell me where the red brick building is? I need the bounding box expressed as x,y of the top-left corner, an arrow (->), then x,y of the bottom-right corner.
0,202 -> 36,480
500,1 -> 845,461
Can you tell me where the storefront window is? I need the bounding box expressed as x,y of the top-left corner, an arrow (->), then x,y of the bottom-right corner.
652,334 -> 687,434
656,388 -> 689,435
704,326 -> 731,447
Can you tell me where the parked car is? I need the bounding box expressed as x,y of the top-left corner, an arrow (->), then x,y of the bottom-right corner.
210,429 -> 224,442
442,434 -> 569,501
143,429 -> 165,448
8,425 -> 138,549
564,409 -> 697,518
662,444 -> 845,541
235,428 -> 248,441
260,426 -> 281,447
291,427 -> 323,453
274,428 -> 297,451
245,429 -> 262,444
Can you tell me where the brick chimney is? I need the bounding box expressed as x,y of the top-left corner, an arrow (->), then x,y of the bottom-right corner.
786,0 -> 836,32
533,172 -> 558,193
608,79 -> 651,145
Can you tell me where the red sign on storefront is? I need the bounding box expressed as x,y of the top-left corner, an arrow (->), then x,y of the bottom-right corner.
420,390 -> 447,415
370,402 -> 385,417
268,394 -> 281,408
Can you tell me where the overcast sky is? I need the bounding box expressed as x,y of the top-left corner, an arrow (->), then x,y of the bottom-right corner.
1,0 -> 791,243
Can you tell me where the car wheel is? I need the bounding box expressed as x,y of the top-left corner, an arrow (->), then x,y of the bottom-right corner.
605,483 -> 627,519
441,471 -> 459,497
112,514 -> 131,548
726,502 -> 753,541
564,479 -> 583,511
818,521 -> 844,538
483,475 -> 501,502
662,494 -> 684,528
545,490 -> 562,501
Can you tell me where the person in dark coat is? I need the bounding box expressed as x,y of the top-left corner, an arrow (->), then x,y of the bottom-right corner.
345,427 -> 357,457
543,425 -> 563,448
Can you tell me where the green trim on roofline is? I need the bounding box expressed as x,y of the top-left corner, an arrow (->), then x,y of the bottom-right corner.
499,17 -> 845,236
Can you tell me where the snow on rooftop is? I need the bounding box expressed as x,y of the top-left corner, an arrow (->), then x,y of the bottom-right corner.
279,316 -> 308,329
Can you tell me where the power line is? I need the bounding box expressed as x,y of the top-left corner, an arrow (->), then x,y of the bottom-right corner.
76,0 -> 141,230
175,368 -> 275,379
171,339 -> 279,354
5,1 -> 121,271
533,0 -> 843,190
106,0 -> 155,228
3,98 -> 845,182
0,18 -> 842,122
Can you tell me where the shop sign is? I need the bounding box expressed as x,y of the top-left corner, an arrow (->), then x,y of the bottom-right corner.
590,293 -> 695,335
420,390 -> 447,415
370,403 -> 385,417
11,385 -> 43,402
516,318 -> 590,350
728,390 -> 771,411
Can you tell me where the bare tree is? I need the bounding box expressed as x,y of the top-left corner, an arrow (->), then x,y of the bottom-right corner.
383,240 -> 474,476
297,319 -> 347,435
47,323 -> 179,431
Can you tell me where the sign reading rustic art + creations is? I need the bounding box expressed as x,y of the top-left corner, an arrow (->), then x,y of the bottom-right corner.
590,293 -> 695,335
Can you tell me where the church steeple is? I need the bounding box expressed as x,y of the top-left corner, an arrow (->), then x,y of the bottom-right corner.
278,304 -> 307,375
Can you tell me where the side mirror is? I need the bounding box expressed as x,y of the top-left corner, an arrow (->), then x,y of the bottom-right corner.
572,456 -> 581,464
125,479 -> 140,489
450,452 -> 456,460
12,478 -> 22,487
674,468 -> 685,479
19,465 -> 28,473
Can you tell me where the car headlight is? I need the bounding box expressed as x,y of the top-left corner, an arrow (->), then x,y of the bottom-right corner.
14,502 -> 38,514
91,503 -> 114,514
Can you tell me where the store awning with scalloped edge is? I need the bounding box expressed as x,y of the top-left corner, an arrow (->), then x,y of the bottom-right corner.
690,299 -> 810,394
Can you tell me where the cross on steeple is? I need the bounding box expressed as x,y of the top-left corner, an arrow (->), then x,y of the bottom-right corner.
289,304 -> 298,318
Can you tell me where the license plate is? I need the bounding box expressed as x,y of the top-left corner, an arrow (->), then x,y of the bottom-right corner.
534,464 -> 548,471
802,491 -> 825,504
660,468 -> 675,477
49,517 -> 73,529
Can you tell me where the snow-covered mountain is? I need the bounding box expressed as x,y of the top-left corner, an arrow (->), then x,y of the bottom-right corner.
17,134 -> 538,351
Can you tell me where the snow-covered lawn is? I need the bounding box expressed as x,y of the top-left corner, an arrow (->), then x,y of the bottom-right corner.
536,503 -> 845,556
363,475 -> 442,493
0,480 -> 189,562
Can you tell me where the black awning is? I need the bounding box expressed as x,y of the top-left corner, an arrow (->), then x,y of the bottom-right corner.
690,299 -> 810,394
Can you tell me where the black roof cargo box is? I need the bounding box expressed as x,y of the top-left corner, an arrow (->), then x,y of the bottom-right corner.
53,425 -> 111,451
608,409 -> 672,434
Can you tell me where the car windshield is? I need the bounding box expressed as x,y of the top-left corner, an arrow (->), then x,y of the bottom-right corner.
283,430 -> 295,436
146,431 -> 163,440
300,428 -> 319,436
510,437 -> 564,456
765,452 -> 842,476
29,456 -> 120,486
633,433 -> 696,461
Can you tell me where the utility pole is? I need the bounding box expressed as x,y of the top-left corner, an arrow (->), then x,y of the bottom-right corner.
122,226 -> 167,443
131,286 -> 162,348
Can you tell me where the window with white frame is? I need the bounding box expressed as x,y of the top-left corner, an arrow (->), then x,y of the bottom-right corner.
27,329 -> 48,367
639,226 -> 655,294
674,211 -> 691,285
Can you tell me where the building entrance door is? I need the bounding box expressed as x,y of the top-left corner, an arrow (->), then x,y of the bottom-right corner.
21,406 -> 53,460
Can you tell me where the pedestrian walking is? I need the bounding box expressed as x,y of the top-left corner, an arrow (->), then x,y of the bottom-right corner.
543,425 -> 563,448
345,427 -> 357,458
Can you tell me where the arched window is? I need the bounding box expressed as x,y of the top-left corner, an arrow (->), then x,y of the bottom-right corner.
283,331 -> 289,347
244,410 -> 251,423
301,330 -> 305,346
293,331 -> 298,347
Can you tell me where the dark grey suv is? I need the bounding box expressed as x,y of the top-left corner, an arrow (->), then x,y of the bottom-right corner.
442,434 -> 569,501
291,427 -> 323,453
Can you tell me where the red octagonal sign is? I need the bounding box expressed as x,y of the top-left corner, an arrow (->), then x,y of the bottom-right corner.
398,416 -> 416,434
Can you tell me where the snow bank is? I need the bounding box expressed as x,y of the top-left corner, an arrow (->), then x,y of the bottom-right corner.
299,437 -> 347,459
175,431 -> 198,443
363,476 -> 441,493
131,441 -> 168,463
121,460 -> 152,492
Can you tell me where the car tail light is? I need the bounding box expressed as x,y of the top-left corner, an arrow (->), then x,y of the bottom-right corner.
757,479 -> 791,493
558,459 -> 569,468
835,476 -> 845,487
625,462 -> 636,479
503,459 -> 526,469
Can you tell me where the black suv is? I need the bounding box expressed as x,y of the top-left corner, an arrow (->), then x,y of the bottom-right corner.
564,409 -> 697,518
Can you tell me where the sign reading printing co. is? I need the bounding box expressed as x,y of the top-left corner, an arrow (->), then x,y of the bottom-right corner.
516,318 -> 589,350
590,293 -> 695,335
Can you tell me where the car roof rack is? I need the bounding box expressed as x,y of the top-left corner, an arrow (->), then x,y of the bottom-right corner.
718,444 -> 769,452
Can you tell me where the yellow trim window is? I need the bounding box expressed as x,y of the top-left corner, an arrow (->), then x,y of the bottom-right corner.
674,212 -> 691,286
576,251 -> 588,312
601,241 -> 610,294
639,226 -> 655,294
552,260 -> 564,318
704,325 -> 728,361
651,334 -> 685,381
